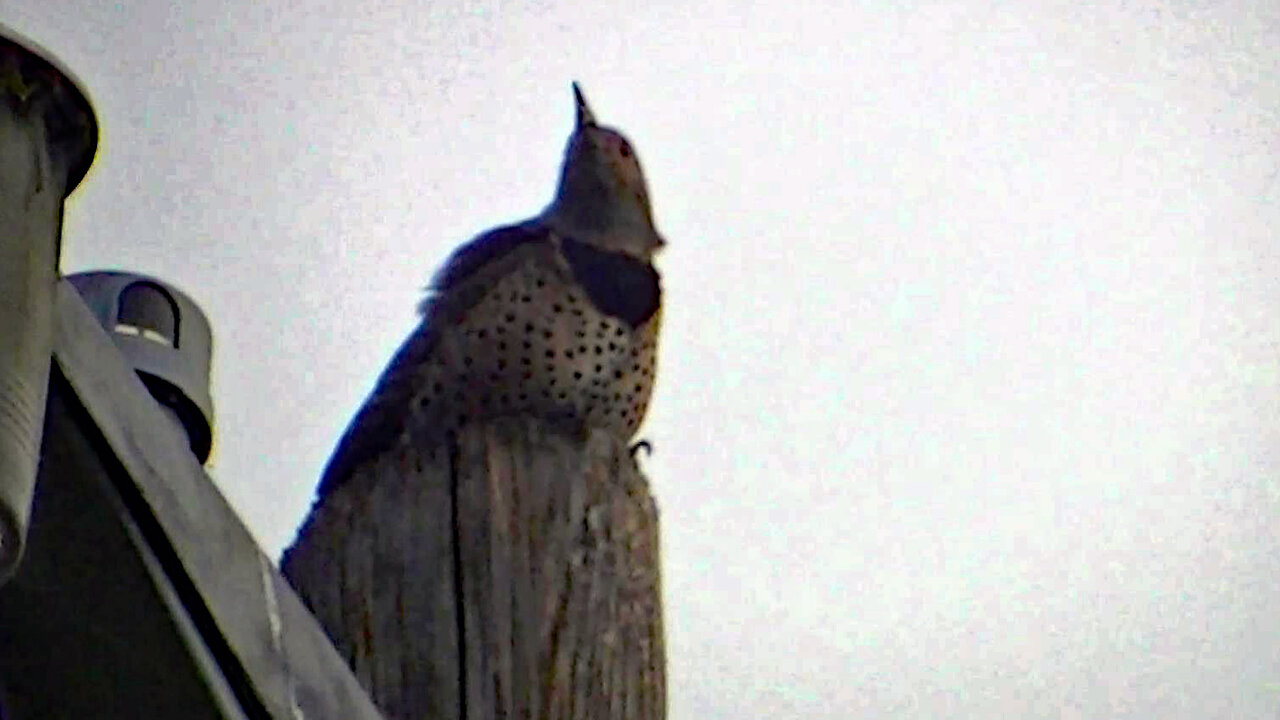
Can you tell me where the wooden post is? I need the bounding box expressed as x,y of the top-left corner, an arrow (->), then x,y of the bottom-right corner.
282,418 -> 665,720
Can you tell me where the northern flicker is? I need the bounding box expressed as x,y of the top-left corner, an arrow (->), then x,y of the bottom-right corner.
314,84 -> 664,499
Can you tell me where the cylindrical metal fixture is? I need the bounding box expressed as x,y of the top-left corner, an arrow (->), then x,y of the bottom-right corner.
0,28 -> 97,584
67,272 -> 215,464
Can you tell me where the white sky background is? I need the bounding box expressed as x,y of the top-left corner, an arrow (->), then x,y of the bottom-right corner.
9,0 -> 1280,716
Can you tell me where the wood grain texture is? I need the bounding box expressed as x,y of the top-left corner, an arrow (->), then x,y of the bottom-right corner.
282,418 -> 665,720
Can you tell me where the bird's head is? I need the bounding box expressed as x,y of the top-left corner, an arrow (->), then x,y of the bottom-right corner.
544,83 -> 665,259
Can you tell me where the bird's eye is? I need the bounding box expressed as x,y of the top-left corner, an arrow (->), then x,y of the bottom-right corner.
618,139 -> 633,159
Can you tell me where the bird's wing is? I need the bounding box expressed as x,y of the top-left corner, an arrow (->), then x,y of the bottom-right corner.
313,221 -> 556,500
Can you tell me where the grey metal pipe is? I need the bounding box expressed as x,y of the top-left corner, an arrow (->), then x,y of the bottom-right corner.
0,29 -> 97,583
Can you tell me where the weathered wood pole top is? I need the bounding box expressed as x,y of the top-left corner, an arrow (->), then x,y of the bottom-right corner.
284,420 -> 666,720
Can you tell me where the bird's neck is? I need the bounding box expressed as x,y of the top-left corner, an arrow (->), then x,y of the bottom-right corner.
543,178 -> 662,257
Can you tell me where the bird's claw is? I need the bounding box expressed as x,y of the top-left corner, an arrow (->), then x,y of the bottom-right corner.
629,440 -> 653,458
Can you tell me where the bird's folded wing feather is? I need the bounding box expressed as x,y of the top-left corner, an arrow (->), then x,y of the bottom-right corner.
313,222 -> 556,500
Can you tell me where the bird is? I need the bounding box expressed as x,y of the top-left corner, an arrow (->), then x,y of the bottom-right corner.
313,83 -> 664,500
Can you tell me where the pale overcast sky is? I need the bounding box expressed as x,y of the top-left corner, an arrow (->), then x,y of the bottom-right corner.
10,1 -> 1280,717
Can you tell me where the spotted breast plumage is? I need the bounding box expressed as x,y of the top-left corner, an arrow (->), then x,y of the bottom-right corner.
315,84 -> 664,498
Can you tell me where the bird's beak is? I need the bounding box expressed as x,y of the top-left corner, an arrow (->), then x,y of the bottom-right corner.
573,82 -> 596,128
